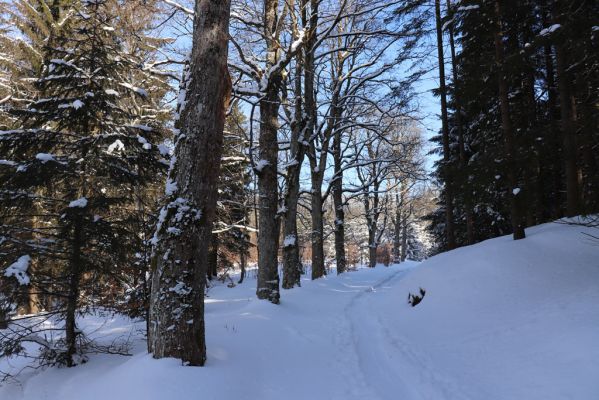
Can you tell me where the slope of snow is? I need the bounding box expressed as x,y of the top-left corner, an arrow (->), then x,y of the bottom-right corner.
1,221 -> 598,399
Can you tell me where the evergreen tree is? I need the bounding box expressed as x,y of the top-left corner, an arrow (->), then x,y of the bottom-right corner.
0,0 -> 167,366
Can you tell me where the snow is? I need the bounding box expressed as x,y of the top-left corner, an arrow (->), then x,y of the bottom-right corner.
68,197 -> 88,208
291,29 -> 306,52
254,159 -> 269,172
119,82 -> 148,98
165,178 -> 177,196
539,24 -> 561,36
283,234 -> 296,247
137,135 -> 152,150
157,142 -> 171,157
512,187 -> 521,195
1,221 -> 598,399
35,153 -> 55,163
4,255 -> 31,285
458,5 -> 479,11
107,139 -> 125,154
72,100 -> 84,110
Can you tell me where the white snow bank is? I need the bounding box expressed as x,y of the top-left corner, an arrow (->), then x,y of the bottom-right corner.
385,220 -> 599,400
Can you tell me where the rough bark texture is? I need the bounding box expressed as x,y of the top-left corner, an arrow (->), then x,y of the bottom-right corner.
256,0 -> 282,303
282,33 -> 305,289
392,189 -> 402,263
207,233 -> 218,280
149,0 -> 231,366
555,43 -> 580,217
332,128 -> 346,275
65,218 -> 83,367
493,0 -> 525,240
543,41 -> 563,219
305,0 -> 326,280
446,0 -> 474,245
435,0 -> 456,249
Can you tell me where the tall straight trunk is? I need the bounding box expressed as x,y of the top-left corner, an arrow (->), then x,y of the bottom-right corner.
368,226 -> 377,268
401,211 -> 408,262
65,218 -> 83,367
305,0 -> 326,280
435,0 -> 456,249
544,42 -> 562,219
555,43 -> 580,217
332,127 -> 346,274
238,250 -> 246,284
256,0 -> 282,303
446,0 -> 474,244
365,178 -> 380,268
149,0 -> 231,366
493,0 -> 525,240
392,188 -> 401,263
282,23 -> 305,289
577,76 -> 598,211
281,153 -> 303,288
310,181 -> 326,278
400,180 -> 409,261
207,233 -> 218,280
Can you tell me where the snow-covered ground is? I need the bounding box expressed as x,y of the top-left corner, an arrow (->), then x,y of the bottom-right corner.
1,220 -> 598,399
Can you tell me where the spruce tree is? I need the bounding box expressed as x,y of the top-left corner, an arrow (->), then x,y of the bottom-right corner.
0,0 -> 167,366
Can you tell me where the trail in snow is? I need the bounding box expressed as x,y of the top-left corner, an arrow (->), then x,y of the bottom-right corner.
342,268 -> 468,400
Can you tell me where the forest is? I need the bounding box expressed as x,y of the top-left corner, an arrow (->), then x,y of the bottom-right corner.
0,0 -> 597,399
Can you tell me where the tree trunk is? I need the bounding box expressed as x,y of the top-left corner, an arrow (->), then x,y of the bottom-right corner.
238,250 -> 246,284
282,35 -> 305,289
310,183 -> 326,279
543,42 -> 562,219
304,0 -> 326,280
401,210 -> 408,262
555,43 -> 580,217
65,218 -> 83,367
435,0 -> 456,249
256,0 -> 282,304
493,0 -> 525,240
332,128 -> 346,274
149,0 -> 231,366
392,188 -> 401,263
446,0 -> 474,244
368,225 -> 377,268
207,233 -> 218,280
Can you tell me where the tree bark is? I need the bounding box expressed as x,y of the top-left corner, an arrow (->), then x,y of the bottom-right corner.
446,0 -> 474,244
555,43 -> 580,217
238,249 -> 246,284
493,0 -> 525,240
149,0 -> 231,366
65,217 -> 83,367
392,187 -> 401,263
304,0 -> 326,280
543,42 -> 562,219
207,233 -> 218,280
332,127 -> 346,274
256,0 -> 282,303
435,0 -> 456,249
282,19 -> 305,289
